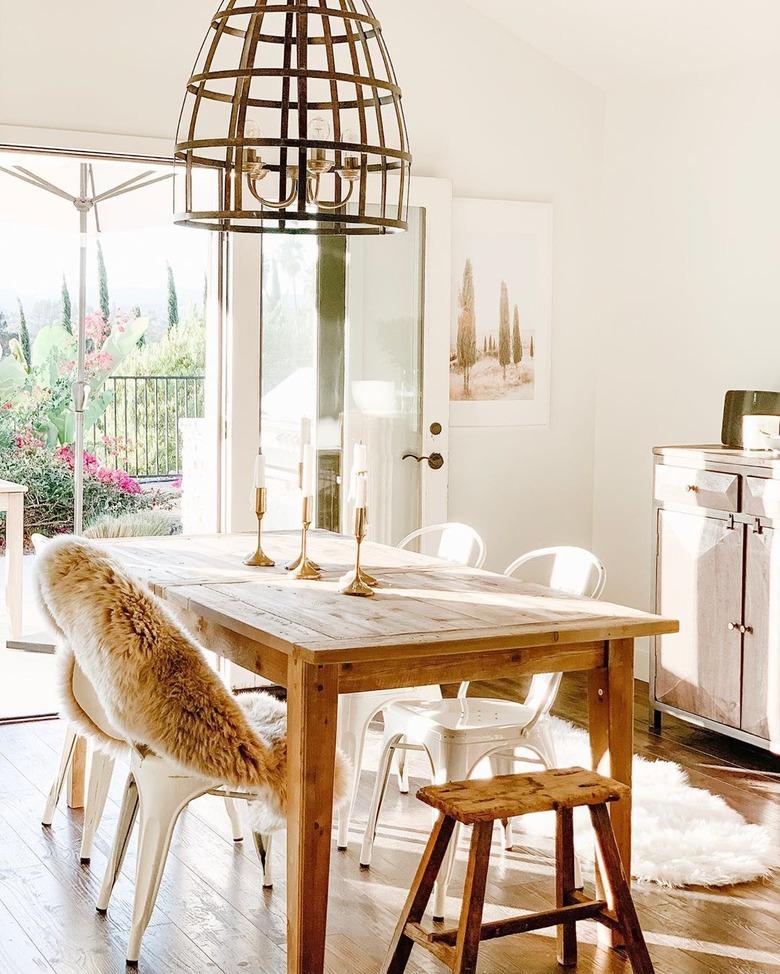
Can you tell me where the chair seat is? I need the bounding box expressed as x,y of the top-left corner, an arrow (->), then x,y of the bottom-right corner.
417,767 -> 630,824
386,697 -> 538,743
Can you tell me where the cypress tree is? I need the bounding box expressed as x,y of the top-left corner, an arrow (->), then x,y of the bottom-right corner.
512,305 -> 522,369
17,299 -> 31,368
455,259 -> 477,396
498,282 -> 511,380
483,336 -> 487,355
530,334 -> 535,359
97,241 -> 110,322
0,310 -> 10,355
61,275 -> 73,334
166,262 -> 180,332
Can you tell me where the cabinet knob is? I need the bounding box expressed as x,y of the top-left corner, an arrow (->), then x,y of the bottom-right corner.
742,625 -> 753,635
686,484 -> 699,493
728,622 -> 738,631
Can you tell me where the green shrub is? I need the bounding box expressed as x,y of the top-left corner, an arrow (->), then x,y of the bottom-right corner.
84,510 -> 181,540
0,442 -> 165,548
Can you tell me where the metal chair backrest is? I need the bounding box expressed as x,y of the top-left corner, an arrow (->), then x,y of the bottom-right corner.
397,523 -> 487,569
458,547 -> 607,727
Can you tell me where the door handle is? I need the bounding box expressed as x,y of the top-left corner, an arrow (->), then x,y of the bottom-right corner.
402,452 -> 445,471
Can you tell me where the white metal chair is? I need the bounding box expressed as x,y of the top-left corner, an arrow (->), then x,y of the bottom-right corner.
359,546 -> 606,920
335,522 -> 487,850
397,522 -> 487,570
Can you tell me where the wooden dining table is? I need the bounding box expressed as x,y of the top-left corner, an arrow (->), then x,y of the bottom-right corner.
104,530 -> 677,974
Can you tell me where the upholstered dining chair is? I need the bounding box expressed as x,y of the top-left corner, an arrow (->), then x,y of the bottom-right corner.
35,535 -> 349,965
359,545 -> 606,920
335,523 -> 487,852
36,531 -> 244,861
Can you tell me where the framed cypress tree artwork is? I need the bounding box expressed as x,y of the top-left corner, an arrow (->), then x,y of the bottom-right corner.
450,198 -> 552,427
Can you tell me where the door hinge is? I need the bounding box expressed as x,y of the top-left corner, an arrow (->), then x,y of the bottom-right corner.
753,517 -> 764,535
725,514 -> 736,530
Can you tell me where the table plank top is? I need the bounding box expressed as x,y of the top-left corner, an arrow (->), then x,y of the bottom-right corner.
104,532 -> 678,664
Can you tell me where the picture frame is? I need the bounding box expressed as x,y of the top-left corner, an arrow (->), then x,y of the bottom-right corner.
450,198 -> 553,428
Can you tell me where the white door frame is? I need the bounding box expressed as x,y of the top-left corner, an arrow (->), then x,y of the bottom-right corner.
410,176 -> 452,528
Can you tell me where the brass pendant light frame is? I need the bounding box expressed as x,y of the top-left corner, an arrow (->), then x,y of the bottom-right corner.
175,0 -> 412,235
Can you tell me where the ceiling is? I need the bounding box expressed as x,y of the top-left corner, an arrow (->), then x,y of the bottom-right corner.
462,0 -> 780,88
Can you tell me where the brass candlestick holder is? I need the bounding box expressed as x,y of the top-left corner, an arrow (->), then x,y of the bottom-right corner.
288,495 -> 321,579
244,487 -> 275,567
339,506 -> 374,597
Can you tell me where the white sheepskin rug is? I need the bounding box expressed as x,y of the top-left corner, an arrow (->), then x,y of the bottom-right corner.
516,717 -> 777,888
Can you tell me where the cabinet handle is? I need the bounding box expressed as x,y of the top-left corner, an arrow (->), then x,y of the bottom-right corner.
686,484 -> 699,493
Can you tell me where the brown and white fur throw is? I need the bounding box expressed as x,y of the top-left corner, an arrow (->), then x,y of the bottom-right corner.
35,536 -> 349,832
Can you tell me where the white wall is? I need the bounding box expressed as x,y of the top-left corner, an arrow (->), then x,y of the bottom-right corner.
594,55 -> 780,676
0,0 -> 606,574
381,3 -> 606,570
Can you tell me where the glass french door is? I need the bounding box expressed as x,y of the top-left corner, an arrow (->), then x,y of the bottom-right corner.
342,207 -> 427,544
0,148 -> 219,720
259,195 -> 447,547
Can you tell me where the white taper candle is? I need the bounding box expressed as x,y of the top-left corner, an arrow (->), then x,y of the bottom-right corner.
300,417 -> 312,463
302,444 -> 316,498
254,454 -> 266,488
355,472 -> 368,508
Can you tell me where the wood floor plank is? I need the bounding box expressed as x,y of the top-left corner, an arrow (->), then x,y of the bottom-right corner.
0,899 -> 56,974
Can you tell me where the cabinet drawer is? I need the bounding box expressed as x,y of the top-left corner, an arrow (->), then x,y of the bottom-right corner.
744,477 -> 780,520
654,465 -> 738,512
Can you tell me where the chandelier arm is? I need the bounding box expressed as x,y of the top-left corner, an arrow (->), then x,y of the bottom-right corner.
306,173 -> 319,204
313,179 -> 356,211
246,173 -> 299,210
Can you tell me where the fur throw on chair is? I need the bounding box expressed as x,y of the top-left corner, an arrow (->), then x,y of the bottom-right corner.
35,536 -> 349,831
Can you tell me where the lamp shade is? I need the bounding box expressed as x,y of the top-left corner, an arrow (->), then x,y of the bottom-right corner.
174,0 -> 412,235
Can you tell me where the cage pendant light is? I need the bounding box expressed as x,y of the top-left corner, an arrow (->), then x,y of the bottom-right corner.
175,0 -> 412,235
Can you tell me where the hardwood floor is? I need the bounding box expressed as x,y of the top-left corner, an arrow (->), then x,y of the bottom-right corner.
0,676 -> 777,974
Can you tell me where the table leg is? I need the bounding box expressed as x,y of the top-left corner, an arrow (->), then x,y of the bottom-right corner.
5,493 -> 24,640
286,657 -> 339,974
588,638 -> 634,949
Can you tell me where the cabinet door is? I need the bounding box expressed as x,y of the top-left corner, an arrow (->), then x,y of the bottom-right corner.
655,510 -> 743,728
743,527 -> 780,748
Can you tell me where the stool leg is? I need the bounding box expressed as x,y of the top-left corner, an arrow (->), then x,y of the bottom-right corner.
555,808 -> 577,967
589,804 -> 655,974
453,821 -> 493,974
380,814 -> 457,974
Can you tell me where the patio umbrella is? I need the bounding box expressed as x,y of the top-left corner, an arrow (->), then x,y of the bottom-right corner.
0,155 -> 173,534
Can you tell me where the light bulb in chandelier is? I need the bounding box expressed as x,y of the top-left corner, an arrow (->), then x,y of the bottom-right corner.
308,116 -> 333,174
341,127 -> 361,178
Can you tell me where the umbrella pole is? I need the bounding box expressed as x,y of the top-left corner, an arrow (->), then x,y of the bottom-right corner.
73,164 -> 90,536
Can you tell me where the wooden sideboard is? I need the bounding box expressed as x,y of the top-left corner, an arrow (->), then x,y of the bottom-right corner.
651,445 -> 780,754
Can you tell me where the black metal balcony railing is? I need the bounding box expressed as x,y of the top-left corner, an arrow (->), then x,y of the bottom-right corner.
89,375 -> 205,480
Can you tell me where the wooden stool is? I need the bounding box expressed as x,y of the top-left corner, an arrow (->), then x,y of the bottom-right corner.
380,767 -> 654,974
